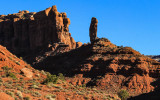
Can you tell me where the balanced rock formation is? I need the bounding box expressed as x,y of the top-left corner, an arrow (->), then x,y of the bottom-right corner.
0,6 -> 78,56
89,17 -> 98,43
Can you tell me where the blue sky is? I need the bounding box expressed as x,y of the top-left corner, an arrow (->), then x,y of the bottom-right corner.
0,0 -> 160,55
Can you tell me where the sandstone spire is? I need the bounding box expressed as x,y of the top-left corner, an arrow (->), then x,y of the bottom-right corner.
89,17 -> 98,43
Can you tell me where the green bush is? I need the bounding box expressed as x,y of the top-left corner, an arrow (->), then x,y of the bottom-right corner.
58,73 -> 65,81
32,91 -> 41,97
2,66 -> 11,73
5,90 -> 14,98
7,72 -> 17,79
2,66 -> 16,79
43,73 -> 58,84
45,94 -> 56,100
118,89 -> 129,100
16,91 -> 23,99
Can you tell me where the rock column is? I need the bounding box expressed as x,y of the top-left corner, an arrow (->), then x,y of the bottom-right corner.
89,17 -> 98,43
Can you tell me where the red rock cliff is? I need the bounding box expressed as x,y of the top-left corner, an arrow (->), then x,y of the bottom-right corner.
0,6 -> 78,56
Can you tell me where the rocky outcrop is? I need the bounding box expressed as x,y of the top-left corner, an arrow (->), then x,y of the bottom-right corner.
89,17 -> 98,43
34,37 -> 160,96
147,55 -> 160,62
0,6 -> 78,56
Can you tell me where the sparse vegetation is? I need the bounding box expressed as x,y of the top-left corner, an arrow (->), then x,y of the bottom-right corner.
2,66 -> 11,73
118,89 -> 129,100
32,91 -> 41,97
45,94 -> 56,100
16,91 -> 23,99
5,90 -> 14,98
30,84 -> 40,89
23,97 -> 30,100
15,61 -> 20,65
2,66 -> 17,79
58,73 -> 65,81
3,82 -> 13,89
7,72 -> 17,79
17,86 -> 24,92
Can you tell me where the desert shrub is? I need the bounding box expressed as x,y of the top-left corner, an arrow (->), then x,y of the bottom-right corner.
41,70 -> 47,75
84,96 -> 90,100
23,97 -> 30,100
58,73 -> 65,81
53,89 -> 60,92
43,73 -> 58,84
24,89 -> 31,94
33,82 -> 40,86
7,72 -> 17,79
118,89 -> 129,100
8,57 -> 13,60
14,97 -> 18,100
2,66 -> 11,73
16,91 -> 23,99
4,83 -> 13,89
45,94 -> 56,100
15,61 -> 20,65
32,91 -> 41,97
0,77 -> 3,82
0,82 -> 2,86
7,80 -> 13,84
30,84 -> 40,90
17,86 -> 24,92
2,66 -> 17,79
19,57 -> 23,60
5,90 -> 14,97
80,84 -> 86,88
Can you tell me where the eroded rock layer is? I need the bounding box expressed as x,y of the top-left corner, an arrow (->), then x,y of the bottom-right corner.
0,6 -> 78,56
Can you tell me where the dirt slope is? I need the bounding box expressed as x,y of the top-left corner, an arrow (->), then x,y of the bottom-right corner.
0,45 -> 120,100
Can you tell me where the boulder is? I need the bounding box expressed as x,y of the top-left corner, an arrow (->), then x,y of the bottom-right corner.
21,68 -> 33,78
76,42 -> 83,48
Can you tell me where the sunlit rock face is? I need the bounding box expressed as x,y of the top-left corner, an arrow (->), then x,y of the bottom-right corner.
0,5 -> 77,56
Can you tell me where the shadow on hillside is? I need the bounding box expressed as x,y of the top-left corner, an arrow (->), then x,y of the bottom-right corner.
128,78 -> 160,100
32,43 -> 116,79
33,44 -> 94,76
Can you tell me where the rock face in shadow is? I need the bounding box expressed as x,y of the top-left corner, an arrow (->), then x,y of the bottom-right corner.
0,6 -> 78,56
33,38 -> 160,96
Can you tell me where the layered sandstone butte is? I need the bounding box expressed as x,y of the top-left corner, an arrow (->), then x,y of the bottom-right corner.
0,6 -> 78,56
